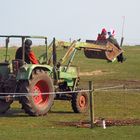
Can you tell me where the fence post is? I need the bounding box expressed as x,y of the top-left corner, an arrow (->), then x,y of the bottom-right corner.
89,81 -> 94,128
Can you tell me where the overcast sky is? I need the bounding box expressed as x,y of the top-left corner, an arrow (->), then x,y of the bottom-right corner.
0,0 -> 139,45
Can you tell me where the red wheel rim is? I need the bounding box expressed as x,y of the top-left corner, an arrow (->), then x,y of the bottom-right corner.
79,95 -> 86,108
33,80 -> 49,108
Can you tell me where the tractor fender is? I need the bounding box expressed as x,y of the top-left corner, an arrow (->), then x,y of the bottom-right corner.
16,64 -> 53,80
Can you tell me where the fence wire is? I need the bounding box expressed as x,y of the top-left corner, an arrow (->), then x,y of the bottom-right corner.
0,85 -> 140,99
0,84 -> 140,128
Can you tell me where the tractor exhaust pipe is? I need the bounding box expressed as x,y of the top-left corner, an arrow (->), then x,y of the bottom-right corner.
52,38 -> 58,84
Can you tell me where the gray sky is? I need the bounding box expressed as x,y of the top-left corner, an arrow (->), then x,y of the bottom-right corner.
0,0 -> 139,45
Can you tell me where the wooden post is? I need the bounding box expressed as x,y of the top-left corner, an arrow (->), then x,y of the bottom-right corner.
89,81 -> 94,128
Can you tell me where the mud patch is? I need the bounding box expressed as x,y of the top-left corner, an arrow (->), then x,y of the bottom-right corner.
57,119 -> 140,128
79,70 -> 113,76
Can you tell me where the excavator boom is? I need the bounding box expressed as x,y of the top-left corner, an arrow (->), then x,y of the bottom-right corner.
57,40 -> 123,65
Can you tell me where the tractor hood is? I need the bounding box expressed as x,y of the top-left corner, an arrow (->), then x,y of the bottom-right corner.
16,64 -> 53,80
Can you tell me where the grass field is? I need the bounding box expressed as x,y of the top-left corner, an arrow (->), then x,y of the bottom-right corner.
0,45 -> 140,140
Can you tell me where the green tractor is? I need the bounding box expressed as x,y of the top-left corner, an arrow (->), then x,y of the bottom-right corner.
0,35 -> 123,116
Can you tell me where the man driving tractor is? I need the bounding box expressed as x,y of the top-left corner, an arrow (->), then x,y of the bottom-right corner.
15,39 -> 38,64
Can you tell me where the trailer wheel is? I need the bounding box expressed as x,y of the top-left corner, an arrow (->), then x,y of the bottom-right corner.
71,92 -> 89,113
0,100 -> 12,114
19,70 -> 54,116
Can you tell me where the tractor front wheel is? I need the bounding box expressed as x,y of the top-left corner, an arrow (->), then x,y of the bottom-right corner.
19,70 -> 54,116
71,92 -> 89,113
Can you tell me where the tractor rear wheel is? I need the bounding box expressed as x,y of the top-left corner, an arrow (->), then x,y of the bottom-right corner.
0,100 -> 12,114
19,70 -> 54,116
71,91 -> 89,113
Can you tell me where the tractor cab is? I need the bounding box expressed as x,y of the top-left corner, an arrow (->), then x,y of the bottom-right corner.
0,35 -> 49,76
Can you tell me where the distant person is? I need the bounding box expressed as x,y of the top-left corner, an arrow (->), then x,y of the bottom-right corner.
107,29 -> 125,62
15,39 -> 38,64
96,28 -> 107,43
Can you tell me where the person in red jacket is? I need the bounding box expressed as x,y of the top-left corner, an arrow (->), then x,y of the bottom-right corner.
97,28 -> 107,42
15,39 -> 38,64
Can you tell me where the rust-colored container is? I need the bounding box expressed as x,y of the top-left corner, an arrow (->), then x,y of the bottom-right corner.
84,41 -> 123,61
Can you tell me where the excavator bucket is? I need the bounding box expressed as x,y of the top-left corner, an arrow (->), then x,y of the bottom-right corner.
84,41 -> 123,61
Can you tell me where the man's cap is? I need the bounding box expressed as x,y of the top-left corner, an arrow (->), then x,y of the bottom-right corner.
25,39 -> 32,46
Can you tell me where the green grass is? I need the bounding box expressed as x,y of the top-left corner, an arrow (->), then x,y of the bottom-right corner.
0,124 -> 139,140
0,105 -> 140,140
0,45 -> 140,140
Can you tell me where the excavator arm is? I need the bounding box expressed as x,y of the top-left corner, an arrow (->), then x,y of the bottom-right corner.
57,40 -> 123,66
38,38 -> 123,68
